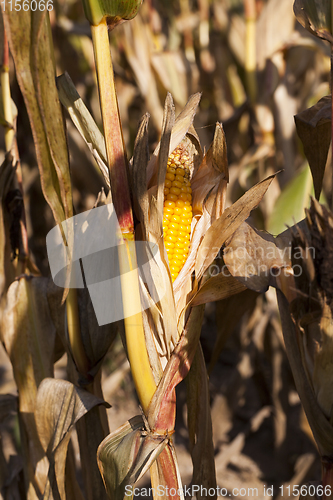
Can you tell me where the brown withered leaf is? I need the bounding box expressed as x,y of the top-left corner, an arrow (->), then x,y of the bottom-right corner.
294,0 -> 333,43
0,153 -> 16,299
277,289 -> 333,457
2,11 -> 73,247
294,96 -> 331,200
187,346 -> 217,499
35,378 -> 108,500
120,15 -> 164,129
57,72 -> 110,188
131,113 -> 150,235
256,0 -> 295,70
305,198 -> 333,299
224,222 -> 292,293
155,92 -> 175,239
97,415 -> 167,500
191,272 -> 247,306
148,304 -> 205,434
194,173 -> 276,283
191,123 -> 228,219
147,93 -> 202,186
0,276 -> 57,497
150,444 -> 183,500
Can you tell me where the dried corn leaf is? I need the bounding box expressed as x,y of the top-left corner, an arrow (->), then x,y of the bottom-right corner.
194,174 -> 276,282
35,378 -> 108,500
151,51 -> 189,108
147,93 -> 202,186
224,222 -> 292,293
191,123 -> 228,218
2,10 -> 73,232
0,276 -> 57,497
294,97 -> 331,200
150,445 -> 184,500
120,16 -> 163,128
57,72 -> 110,188
186,346 -> 216,499
148,304 -> 205,433
0,153 -> 16,299
131,113 -> 150,235
97,415 -> 167,500
256,0 -> 295,70
294,0 -> 333,42
277,289 -> 333,456
190,273 -> 247,306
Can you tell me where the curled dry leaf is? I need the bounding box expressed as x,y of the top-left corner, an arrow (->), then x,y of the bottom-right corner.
294,96 -> 331,200
0,276 -> 57,497
224,221 -> 293,293
193,174 -> 276,285
3,10 -> 73,230
97,415 -> 167,500
35,378 -> 109,500
275,200 -> 333,457
293,0 -> 333,43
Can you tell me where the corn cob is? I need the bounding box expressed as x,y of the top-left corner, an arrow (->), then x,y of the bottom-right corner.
162,146 -> 192,282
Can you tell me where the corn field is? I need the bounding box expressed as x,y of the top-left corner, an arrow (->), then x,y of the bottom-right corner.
0,0 -> 333,499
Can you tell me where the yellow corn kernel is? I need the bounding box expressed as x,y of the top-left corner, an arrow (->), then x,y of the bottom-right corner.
163,144 -> 192,282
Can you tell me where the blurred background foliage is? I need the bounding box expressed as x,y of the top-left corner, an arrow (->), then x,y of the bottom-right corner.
1,0 -> 331,495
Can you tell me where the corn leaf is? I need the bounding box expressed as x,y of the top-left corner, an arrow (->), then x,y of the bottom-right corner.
150,445 -> 184,500
224,221 -> 291,293
147,93 -> 202,187
120,16 -> 164,129
148,304 -> 205,433
56,72 -> 110,188
194,174 -> 276,282
35,378 -> 109,500
0,276 -> 57,498
97,415 -> 167,500
293,0 -> 333,42
277,289 -> 333,456
2,10 -> 73,231
294,97 -> 331,201
191,122 -> 228,218
0,153 -> 16,299
186,346 -> 217,500
191,272 -> 247,306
